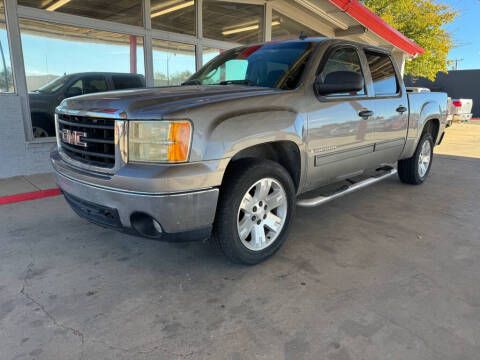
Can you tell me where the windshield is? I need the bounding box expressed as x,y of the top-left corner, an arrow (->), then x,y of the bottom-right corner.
185,42 -> 316,90
34,75 -> 71,94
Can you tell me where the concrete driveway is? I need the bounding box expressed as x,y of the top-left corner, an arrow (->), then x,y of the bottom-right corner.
1,124 -> 480,360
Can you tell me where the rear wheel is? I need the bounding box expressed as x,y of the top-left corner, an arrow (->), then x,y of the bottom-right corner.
398,132 -> 434,185
214,159 -> 296,264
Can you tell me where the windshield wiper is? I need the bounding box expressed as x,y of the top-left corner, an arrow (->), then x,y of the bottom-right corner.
218,80 -> 257,86
181,79 -> 201,85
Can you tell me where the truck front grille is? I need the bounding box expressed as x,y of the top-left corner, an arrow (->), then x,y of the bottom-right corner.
58,114 -> 115,168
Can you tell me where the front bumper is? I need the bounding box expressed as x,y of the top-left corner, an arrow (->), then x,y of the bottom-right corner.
52,153 -> 220,241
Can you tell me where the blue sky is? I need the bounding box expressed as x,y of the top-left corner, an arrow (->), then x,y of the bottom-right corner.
443,0 -> 480,70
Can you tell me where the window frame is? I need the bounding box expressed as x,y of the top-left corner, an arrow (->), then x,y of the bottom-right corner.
314,43 -> 372,102
0,0 -> 16,94
363,47 -> 402,99
151,37 -> 197,87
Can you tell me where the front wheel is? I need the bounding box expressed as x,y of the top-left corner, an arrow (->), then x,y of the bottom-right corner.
213,159 -> 296,264
398,132 -> 434,185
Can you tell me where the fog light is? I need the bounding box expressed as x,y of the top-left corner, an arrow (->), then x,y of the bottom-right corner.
130,212 -> 163,239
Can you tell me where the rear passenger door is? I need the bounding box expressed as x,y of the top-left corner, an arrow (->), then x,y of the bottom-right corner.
78,75 -> 108,94
363,50 -> 408,163
111,75 -> 145,90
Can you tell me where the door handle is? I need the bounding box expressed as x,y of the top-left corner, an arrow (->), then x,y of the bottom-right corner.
396,105 -> 407,113
358,110 -> 374,118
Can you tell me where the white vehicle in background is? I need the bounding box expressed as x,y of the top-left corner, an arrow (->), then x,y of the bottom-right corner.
450,98 -> 473,124
407,88 -> 473,125
406,87 -> 431,93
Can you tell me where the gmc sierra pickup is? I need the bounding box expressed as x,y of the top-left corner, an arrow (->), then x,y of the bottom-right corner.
51,38 -> 447,264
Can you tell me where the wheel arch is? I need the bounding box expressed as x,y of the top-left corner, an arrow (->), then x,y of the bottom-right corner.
221,141 -> 304,193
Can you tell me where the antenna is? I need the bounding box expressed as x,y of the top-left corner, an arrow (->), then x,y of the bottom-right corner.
299,31 -> 307,40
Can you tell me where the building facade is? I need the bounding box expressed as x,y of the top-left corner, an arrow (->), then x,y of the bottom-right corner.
406,70 -> 480,118
0,0 -> 423,177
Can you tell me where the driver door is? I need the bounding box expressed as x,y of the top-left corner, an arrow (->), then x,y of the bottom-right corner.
305,45 -> 377,190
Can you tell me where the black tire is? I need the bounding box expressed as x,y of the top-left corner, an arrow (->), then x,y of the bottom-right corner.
398,132 -> 434,185
213,159 -> 296,265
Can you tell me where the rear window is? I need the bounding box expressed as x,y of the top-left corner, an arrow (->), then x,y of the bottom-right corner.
112,75 -> 144,90
365,51 -> 399,95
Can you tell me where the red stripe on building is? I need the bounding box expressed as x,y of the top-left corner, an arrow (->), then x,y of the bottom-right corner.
327,0 -> 424,56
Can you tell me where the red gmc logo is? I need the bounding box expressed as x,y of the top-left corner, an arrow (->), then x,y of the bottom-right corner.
61,129 -> 87,147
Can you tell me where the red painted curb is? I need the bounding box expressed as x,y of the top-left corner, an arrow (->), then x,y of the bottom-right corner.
0,188 -> 61,205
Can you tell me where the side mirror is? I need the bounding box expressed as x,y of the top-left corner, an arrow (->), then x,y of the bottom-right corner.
65,86 -> 83,98
315,71 -> 364,96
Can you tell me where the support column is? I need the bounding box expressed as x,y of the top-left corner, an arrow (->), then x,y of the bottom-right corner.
129,35 -> 137,74
264,2 -> 272,42
4,0 -> 34,141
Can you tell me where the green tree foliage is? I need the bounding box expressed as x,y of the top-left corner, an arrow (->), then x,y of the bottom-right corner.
154,70 -> 193,86
362,0 -> 457,80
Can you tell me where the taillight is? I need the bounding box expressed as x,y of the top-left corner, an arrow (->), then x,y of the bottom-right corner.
453,100 -> 462,107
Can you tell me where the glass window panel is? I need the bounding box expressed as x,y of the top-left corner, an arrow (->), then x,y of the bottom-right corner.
190,42 -> 315,89
17,0 -> 143,27
152,39 -> 195,86
151,0 -> 195,36
203,0 -> 264,44
271,10 -> 322,41
319,47 -> 365,96
19,18 -> 145,138
201,46 -> 224,66
365,51 -> 399,95
0,1 -> 13,93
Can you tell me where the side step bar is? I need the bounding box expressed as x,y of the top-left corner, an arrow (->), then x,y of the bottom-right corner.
297,168 -> 397,208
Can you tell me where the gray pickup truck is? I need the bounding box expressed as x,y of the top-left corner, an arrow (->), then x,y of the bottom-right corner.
51,38 -> 447,264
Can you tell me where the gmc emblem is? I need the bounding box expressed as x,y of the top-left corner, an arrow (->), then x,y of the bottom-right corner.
61,129 -> 87,147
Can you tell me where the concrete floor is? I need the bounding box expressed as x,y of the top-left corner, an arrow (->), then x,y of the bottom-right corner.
1,124 -> 480,360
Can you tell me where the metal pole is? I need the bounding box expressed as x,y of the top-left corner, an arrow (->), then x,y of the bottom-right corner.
0,39 -> 8,91
129,35 -> 137,74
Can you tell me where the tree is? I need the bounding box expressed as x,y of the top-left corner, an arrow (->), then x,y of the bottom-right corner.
361,0 -> 457,80
0,66 -> 13,92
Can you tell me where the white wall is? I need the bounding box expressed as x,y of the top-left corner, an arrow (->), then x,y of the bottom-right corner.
0,95 -> 53,178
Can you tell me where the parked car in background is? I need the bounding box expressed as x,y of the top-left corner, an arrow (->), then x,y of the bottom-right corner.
51,39 -> 448,264
29,72 -> 145,137
446,97 -> 454,125
449,98 -> 473,124
406,87 -> 431,93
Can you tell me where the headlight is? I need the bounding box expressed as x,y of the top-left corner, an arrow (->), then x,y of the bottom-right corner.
128,121 -> 192,163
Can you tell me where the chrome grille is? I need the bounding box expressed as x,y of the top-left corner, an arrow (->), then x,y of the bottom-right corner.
57,114 -> 115,168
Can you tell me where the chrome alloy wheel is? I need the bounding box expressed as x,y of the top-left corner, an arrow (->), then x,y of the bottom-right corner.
418,139 -> 432,178
237,178 -> 288,251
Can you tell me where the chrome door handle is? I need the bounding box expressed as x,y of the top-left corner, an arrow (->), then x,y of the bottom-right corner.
396,106 -> 407,113
359,110 -> 374,118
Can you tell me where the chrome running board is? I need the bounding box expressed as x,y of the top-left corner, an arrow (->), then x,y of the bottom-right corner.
297,168 -> 397,208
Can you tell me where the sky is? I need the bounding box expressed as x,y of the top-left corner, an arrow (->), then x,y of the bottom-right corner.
443,0 -> 480,70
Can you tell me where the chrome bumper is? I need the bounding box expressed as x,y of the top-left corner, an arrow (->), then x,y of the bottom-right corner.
52,152 -> 219,239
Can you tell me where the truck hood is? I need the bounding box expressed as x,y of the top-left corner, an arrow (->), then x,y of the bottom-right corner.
58,85 -> 281,119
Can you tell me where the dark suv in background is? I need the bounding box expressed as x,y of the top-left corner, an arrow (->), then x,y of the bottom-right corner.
29,72 -> 145,137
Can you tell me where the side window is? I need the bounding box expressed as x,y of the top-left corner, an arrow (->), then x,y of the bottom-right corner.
112,75 -> 144,89
69,79 -> 83,93
365,51 -> 399,95
83,76 -> 108,94
319,47 -> 365,96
